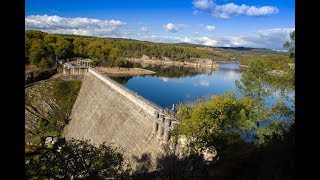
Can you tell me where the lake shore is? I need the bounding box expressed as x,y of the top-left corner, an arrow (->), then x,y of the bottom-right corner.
96,67 -> 156,77
128,57 -> 220,69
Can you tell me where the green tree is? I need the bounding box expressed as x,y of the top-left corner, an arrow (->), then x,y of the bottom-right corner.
108,47 -> 121,60
235,59 -> 273,124
175,92 -> 256,154
43,34 -> 57,55
73,38 -> 89,57
25,139 -> 127,179
25,30 -> 47,39
236,59 -> 294,145
29,39 -> 46,65
87,40 -> 109,62
54,37 -> 74,59
38,58 -> 50,68
112,57 -> 133,68
283,30 -> 295,60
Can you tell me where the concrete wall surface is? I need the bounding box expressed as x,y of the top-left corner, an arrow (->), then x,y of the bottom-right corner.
63,72 -> 169,170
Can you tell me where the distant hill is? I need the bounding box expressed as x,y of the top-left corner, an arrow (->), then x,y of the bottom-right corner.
25,30 -> 291,70
172,42 -> 285,54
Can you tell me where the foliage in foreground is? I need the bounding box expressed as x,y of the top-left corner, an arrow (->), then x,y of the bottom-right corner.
174,57 -> 294,177
175,92 -> 256,153
25,139 -> 129,179
284,30 -> 295,60
131,124 -> 294,179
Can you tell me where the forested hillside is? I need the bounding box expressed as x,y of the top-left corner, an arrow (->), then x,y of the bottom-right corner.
25,30 -> 292,70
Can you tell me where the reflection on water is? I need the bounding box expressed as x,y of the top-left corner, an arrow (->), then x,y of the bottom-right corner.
113,63 -> 243,108
111,76 -> 133,85
217,62 -> 241,69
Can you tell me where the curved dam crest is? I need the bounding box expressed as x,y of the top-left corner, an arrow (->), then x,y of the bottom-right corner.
63,68 -> 178,169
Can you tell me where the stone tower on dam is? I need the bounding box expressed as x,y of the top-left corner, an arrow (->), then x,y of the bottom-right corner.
63,68 -> 178,169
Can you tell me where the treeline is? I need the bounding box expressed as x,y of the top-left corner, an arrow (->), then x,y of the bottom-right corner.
25,30 -> 229,68
241,55 -> 293,70
25,30 -> 293,70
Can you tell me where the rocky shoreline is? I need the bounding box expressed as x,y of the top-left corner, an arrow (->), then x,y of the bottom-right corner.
128,55 -> 220,69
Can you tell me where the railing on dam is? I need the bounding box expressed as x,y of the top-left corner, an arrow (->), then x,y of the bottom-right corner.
89,68 -> 162,110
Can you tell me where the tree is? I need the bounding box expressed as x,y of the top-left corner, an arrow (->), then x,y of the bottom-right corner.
87,40 -> 109,62
236,59 -> 294,145
283,30 -> 295,90
175,92 -> 256,154
25,30 -> 47,39
54,37 -> 74,59
25,139 -> 127,179
38,58 -> 50,68
108,47 -> 121,61
235,59 -> 274,124
112,57 -> 133,68
43,34 -> 57,55
283,30 -> 295,60
73,38 -> 89,57
29,39 -> 46,65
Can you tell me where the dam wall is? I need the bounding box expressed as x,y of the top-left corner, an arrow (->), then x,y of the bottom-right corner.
63,68 -> 178,170
88,68 -> 161,116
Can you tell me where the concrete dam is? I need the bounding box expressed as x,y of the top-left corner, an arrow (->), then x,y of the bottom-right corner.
63,68 -> 179,169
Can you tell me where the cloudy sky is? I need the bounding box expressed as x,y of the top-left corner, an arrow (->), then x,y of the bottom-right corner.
25,0 -> 294,50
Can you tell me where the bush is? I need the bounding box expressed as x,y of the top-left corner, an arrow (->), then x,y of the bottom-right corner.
112,57 -> 133,68
25,139 -> 128,179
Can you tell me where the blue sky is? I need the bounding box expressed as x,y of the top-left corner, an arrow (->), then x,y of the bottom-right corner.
25,0 -> 295,50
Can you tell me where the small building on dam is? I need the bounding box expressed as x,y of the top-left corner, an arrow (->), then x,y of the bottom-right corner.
62,58 -> 92,75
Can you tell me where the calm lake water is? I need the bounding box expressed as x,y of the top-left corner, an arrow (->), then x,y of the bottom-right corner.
112,62 -> 293,142
114,62 -> 245,109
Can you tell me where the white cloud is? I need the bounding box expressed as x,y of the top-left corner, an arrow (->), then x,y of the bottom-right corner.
25,15 -> 128,37
140,28 -> 294,50
160,77 -> 185,83
193,0 -> 214,11
25,15 -> 293,50
182,37 -> 192,43
225,28 -> 293,49
204,25 -> 215,31
193,79 -> 210,87
141,27 -> 149,33
193,32 -> 201,37
162,23 -> 190,33
193,10 -> 199,15
140,26 -> 149,36
193,0 -> 279,19
196,37 -> 219,46
26,15 -> 125,29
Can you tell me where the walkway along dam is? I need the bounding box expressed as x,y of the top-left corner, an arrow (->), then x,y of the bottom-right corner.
63,67 -> 180,169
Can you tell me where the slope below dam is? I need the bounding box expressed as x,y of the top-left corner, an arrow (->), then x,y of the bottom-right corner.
63,68 -> 179,170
